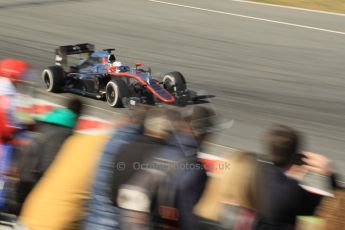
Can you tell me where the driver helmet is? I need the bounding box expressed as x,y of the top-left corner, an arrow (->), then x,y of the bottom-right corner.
107,54 -> 116,64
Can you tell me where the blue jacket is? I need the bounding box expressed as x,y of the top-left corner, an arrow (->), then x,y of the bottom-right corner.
152,132 -> 207,230
81,124 -> 142,230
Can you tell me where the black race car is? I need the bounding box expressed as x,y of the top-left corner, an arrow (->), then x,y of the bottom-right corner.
42,43 -> 192,107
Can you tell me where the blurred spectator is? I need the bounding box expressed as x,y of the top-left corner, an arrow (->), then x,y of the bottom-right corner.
19,130 -> 109,230
0,59 -> 30,138
107,108 -> 176,230
15,98 -> 83,213
194,151 -> 260,230
108,108 -> 182,229
0,59 -> 31,213
81,106 -> 147,230
315,189 -> 345,230
111,108 -> 174,206
116,106 -> 216,230
295,189 -> 345,230
184,105 -> 217,149
257,125 -> 332,228
175,105 -> 216,230
0,59 -> 31,160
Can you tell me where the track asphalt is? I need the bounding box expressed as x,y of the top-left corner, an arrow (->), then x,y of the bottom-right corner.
1,0 -> 344,178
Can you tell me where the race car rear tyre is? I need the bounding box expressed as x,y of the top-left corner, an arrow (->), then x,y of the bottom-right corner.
106,79 -> 129,108
163,71 -> 187,94
42,66 -> 65,93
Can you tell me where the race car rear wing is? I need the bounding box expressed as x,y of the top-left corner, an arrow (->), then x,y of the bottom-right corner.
55,43 -> 95,70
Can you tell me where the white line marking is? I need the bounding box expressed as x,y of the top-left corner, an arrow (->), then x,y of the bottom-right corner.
75,129 -> 113,135
148,0 -> 345,36
83,103 -> 121,115
198,152 -> 226,160
230,0 -> 345,17
80,115 -> 114,124
204,141 -> 235,150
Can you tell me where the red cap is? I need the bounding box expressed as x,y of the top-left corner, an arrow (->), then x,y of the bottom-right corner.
0,59 -> 29,81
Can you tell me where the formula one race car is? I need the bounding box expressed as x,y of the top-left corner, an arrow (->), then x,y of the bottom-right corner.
42,43 -> 192,107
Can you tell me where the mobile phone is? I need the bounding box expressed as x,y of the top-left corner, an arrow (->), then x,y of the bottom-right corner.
293,153 -> 305,166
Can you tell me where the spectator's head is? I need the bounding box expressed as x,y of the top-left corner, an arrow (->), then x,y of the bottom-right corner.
66,97 -> 83,117
266,125 -> 301,168
143,108 -> 175,140
194,151 -> 260,221
0,59 -> 31,86
184,106 -> 216,143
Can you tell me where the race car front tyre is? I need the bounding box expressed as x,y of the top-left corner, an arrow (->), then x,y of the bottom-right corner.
42,66 -> 65,93
163,71 -> 187,94
106,79 -> 129,108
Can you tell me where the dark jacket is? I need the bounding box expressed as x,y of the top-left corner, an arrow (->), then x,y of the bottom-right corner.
149,132 -> 207,230
112,131 -> 206,230
176,162 -> 207,230
111,134 -> 168,206
81,124 -> 143,230
17,108 -> 77,207
164,133 -> 207,230
258,162 -> 322,228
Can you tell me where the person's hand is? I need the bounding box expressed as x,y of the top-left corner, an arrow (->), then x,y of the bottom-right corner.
303,152 -> 333,176
285,164 -> 307,181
